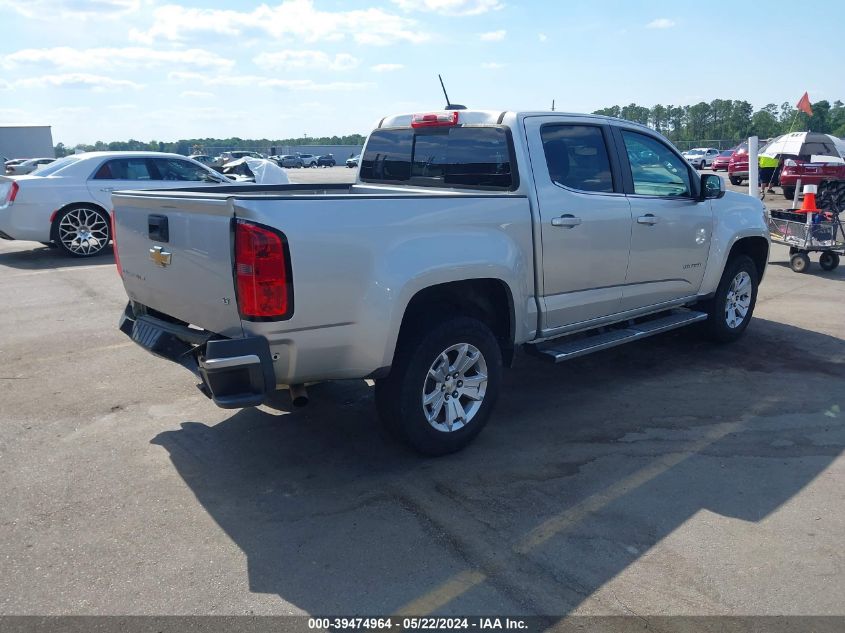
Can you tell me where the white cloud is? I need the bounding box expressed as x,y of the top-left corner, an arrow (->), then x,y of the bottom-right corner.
130,0 -> 429,46
371,64 -> 404,72
646,18 -> 675,29
2,47 -> 234,71
12,73 -> 143,91
481,62 -> 504,69
0,0 -> 140,19
538,33 -> 548,42
180,90 -> 215,99
168,72 -> 370,92
253,50 -> 359,72
392,0 -> 503,15
479,30 -> 506,41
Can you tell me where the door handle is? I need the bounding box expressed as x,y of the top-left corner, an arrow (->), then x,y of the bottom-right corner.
551,214 -> 582,228
637,214 -> 659,225
100,187 -> 115,192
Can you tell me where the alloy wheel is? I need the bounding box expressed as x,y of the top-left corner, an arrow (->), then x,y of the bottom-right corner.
724,271 -> 752,329
421,343 -> 488,433
58,208 -> 109,256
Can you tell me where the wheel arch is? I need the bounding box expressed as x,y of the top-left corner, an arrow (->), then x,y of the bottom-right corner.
728,236 -> 769,282
394,278 -> 517,368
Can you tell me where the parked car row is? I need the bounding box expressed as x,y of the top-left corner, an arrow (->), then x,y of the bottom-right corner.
268,153 -> 338,168
5,157 -> 56,175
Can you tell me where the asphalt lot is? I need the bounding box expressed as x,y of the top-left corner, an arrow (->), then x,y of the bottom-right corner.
1,166 -> 843,619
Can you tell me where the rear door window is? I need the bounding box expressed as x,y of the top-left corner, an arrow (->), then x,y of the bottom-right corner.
93,158 -> 155,181
540,124 -> 614,193
360,126 -> 515,190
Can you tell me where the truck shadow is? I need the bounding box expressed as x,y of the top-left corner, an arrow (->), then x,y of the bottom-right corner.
151,318 -> 845,616
0,242 -> 114,270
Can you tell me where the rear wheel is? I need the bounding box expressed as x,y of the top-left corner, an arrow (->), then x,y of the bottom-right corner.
701,255 -> 759,342
54,205 -> 111,257
790,252 -> 811,273
782,186 -> 795,200
729,175 -> 742,186
375,316 -> 502,455
819,251 -> 840,271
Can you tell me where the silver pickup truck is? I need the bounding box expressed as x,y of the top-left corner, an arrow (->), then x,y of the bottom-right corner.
114,109 -> 769,455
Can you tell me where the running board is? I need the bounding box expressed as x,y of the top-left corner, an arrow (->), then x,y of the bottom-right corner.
527,309 -> 708,363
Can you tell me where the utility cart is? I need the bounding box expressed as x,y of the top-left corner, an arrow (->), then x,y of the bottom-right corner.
767,180 -> 845,273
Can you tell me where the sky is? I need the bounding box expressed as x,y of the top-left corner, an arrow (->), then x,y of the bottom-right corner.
1,0 -> 843,145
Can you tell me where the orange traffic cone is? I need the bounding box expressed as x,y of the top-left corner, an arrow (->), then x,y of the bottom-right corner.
800,184 -> 818,213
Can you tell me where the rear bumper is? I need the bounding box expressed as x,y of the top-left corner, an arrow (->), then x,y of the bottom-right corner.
779,173 -> 824,187
119,303 -> 276,409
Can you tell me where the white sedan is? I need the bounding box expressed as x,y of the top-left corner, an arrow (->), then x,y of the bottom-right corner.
6,157 -> 55,175
682,147 -> 720,169
0,151 -> 229,257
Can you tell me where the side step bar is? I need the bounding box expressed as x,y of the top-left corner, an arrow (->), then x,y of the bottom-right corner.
526,309 -> 708,363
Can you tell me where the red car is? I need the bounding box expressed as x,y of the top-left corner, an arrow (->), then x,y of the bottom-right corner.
778,159 -> 845,200
727,140 -> 757,185
711,149 -> 734,171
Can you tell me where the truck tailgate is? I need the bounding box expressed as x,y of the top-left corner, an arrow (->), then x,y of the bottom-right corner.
113,192 -> 243,337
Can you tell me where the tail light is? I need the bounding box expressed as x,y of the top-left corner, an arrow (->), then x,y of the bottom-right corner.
234,219 -> 293,320
411,111 -> 459,128
2,180 -> 19,205
784,159 -> 797,167
111,210 -> 122,278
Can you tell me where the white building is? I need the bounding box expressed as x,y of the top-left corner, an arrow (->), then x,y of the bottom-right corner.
0,126 -> 54,161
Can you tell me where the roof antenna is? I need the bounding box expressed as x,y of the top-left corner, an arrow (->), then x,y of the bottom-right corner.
439,74 -> 466,110
551,99 -> 555,112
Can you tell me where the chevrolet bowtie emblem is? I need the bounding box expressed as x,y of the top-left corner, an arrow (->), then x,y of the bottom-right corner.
149,245 -> 172,267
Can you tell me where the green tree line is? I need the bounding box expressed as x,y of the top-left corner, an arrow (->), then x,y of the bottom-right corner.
592,99 -> 845,146
55,134 -> 367,158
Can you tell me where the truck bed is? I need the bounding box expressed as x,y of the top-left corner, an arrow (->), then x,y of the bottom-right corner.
112,184 -> 535,383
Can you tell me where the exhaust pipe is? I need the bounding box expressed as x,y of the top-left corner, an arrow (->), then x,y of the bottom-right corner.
289,383 -> 309,407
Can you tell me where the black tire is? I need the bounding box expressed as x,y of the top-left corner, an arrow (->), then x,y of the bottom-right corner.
729,175 -> 742,186
819,251 -> 840,271
53,205 -> 111,258
782,187 -> 795,200
375,316 -> 502,456
699,161 -> 706,170
701,255 -> 759,343
790,252 -> 811,273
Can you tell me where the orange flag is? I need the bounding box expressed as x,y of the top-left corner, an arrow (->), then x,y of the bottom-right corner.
797,92 -> 813,116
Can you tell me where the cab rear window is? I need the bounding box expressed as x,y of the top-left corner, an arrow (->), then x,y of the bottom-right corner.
360,126 -> 515,190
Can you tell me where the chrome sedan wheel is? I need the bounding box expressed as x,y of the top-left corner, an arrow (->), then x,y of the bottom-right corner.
421,343 -> 488,433
725,271 -> 752,329
58,207 -> 110,256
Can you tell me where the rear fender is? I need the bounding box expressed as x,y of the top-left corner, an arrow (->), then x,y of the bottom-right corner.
371,230 -> 535,369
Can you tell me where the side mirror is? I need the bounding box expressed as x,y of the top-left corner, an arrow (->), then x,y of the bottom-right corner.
700,173 -> 725,200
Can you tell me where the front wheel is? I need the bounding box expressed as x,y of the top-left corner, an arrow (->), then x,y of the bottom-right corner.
790,252 -> 810,273
701,255 -> 759,342
375,316 -> 502,455
54,205 -> 111,257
